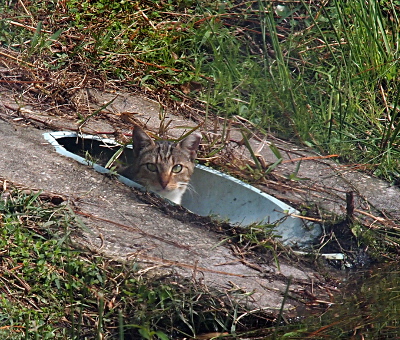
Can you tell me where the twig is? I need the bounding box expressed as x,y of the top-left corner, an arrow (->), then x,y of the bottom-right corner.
133,254 -> 250,278
281,154 -> 339,164
17,0 -> 34,25
134,5 -> 156,30
0,79 -> 47,84
6,20 -> 51,33
75,210 -> 194,251
0,50 -> 44,70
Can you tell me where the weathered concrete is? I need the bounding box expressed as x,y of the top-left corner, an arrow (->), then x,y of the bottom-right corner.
85,89 -> 400,227
0,99 -> 324,315
1,85 -> 398,316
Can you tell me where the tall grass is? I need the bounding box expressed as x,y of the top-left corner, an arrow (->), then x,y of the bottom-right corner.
273,262 -> 400,339
192,0 -> 400,181
0,0 -> 399,182
292,0 -> 400,180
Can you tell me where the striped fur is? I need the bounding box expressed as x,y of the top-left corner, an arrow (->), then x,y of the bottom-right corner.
121,126 -> 200,204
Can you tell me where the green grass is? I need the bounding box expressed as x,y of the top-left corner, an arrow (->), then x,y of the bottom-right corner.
1,0 -> 399,183
197,0 -> 400,182
272,263 -> 400,339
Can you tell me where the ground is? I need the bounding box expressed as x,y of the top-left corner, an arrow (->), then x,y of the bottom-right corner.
0,85 -> 399,317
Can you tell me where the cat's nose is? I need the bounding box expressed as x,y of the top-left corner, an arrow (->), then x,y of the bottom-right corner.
158,175 -> 170,189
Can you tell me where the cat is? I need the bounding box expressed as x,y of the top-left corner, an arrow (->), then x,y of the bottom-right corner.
120,126 -> 201,205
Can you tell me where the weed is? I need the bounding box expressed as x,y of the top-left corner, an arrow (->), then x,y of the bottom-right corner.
272,262 -> 400,339
27,22 -> 63,57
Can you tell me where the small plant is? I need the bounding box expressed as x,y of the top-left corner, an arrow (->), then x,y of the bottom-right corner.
27,22 -> 63,57
233,222 -> 282,271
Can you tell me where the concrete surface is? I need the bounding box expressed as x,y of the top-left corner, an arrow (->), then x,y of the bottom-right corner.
1,85 -> 399,316
0,106 -> 323,315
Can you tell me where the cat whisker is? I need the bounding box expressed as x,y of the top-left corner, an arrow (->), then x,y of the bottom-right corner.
181,182 -> 198,197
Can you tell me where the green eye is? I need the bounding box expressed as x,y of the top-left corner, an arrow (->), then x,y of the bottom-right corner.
172,164 -> 183,173
146,163 -> 157,172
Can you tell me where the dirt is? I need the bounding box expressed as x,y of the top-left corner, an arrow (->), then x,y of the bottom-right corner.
1,85 -> 399,317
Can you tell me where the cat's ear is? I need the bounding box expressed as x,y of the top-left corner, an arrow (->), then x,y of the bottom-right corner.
132,126 -> 154,153
178,132 -> 201,160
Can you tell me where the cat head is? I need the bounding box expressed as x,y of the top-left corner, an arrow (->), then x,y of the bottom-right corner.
131,126 -> 201,204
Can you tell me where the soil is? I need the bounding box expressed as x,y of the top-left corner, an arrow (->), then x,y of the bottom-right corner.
1,85 -> 399,317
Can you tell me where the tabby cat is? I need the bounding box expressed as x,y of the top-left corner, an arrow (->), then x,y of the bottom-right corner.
120,126 -> 201,204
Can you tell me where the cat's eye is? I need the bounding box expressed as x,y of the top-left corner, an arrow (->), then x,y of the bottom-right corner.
172,164 -> 183,173
146,163 -> 157,172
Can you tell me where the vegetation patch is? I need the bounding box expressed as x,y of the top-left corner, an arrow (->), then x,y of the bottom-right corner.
0,0 -> 399,183
0,182 -> 279,339
0,183 -> 398,338
273,263 -> 400,339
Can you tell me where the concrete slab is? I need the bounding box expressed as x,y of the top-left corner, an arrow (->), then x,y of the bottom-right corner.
1,85 -> 398,317
0,109 -> 324,315
83,89 -> 400,227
